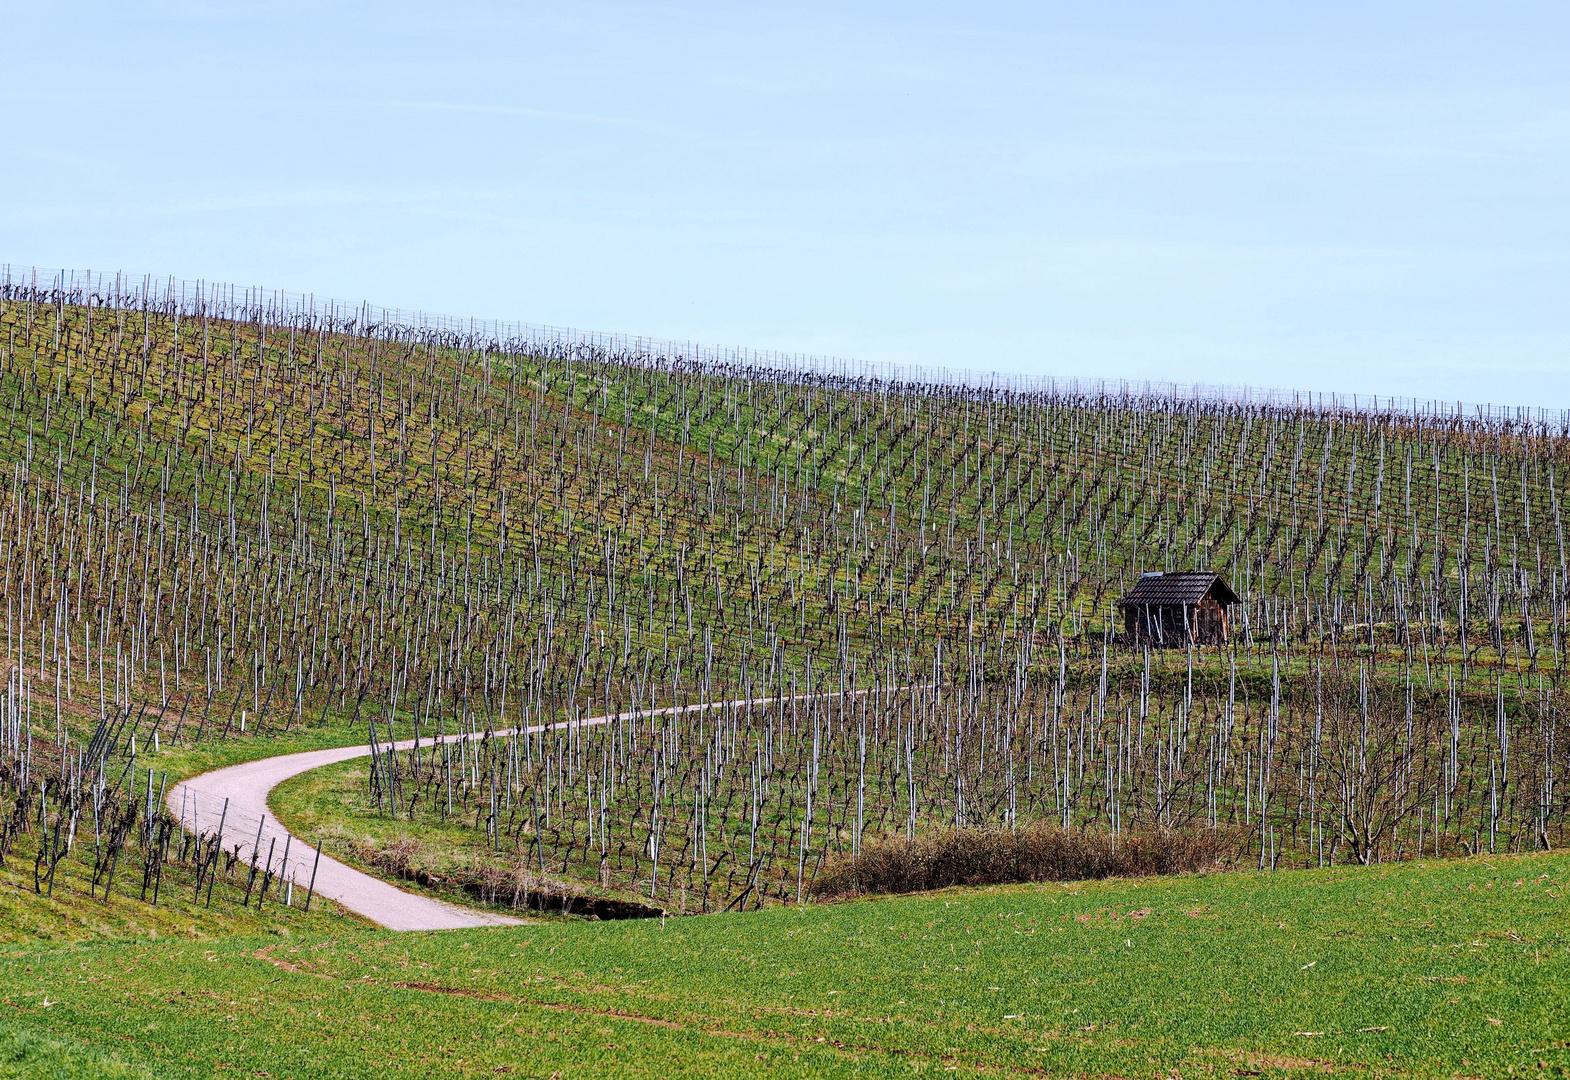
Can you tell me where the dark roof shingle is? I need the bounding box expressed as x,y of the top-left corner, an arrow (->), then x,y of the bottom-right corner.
1119,571 -> 1237,607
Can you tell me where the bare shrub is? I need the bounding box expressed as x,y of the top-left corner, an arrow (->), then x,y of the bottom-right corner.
812,825 -> 1231,899
348,837 -> 664,918
373,836 -> 425,876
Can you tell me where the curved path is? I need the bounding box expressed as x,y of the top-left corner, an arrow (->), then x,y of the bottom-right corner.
168,689 -> 884,930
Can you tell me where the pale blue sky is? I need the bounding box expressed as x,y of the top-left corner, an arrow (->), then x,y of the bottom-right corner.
2,2 -> 1567,406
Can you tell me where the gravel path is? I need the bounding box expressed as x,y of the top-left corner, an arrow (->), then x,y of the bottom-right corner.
168,735 -> 540,930
165,692 -> 851,930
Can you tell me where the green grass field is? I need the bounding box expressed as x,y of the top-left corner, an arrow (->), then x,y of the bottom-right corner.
2,849 -> 1565,1078
0,1022 -> 158,1079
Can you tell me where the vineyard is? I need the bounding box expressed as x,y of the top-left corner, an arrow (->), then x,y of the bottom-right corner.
2,269 -> 1569,922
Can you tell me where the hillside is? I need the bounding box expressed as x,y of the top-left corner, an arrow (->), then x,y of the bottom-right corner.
0,272 -> 1567,923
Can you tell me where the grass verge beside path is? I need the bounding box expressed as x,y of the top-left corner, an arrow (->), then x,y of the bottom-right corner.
0,727 -> 374,944
268,758 -> 575,915
151,724 -> 372,787
0,850 -> 357,943
1,851 -> 1566,1077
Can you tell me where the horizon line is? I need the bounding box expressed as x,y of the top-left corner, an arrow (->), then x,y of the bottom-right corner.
4,263 -> 1562,433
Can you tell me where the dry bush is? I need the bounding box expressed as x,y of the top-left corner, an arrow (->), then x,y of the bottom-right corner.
812,824 -> 1232,899
349,835 -> 664,918
367,835 -> 425,878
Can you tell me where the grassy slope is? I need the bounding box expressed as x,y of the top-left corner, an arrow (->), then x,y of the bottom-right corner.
266,758 -> 526,911
0,859 -> 354,945
0,801 -> 361,943
1,850 -> 1565,1078
0,727 -> 375,945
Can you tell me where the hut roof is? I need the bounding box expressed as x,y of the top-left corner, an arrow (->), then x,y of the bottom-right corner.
1118,571 -> 1238,608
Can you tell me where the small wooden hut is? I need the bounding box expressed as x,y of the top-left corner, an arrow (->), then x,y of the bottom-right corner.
1118,571 -> 1238,646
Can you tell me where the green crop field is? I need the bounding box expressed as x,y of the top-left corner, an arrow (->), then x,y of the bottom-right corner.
2,269 -> 1570,1075
3,849 -> 1568,1078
